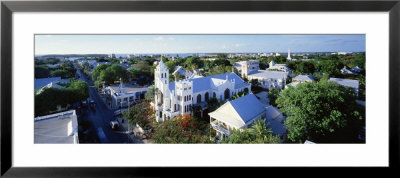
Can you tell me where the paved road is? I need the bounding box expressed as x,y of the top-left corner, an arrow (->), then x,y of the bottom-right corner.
76,67 -> 131,143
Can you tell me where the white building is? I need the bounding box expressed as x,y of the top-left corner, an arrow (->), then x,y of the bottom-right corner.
286,49 -> 293,61
286,74 -> 316,88
233,60 -> 260,75
329,78 -> 359,96
268,61 -> 291,72
238,60 -> 288,90
208,94 -> 267,140
34,110 -> 79,144
153,60 -> 251,122
341,66 -> 356,75
105,81 -> 148,109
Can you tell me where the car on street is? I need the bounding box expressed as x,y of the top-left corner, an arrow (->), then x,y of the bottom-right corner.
114,110 -> 122,117
90,100 -> 95,110
110,120 -> 120,130
82,100 -> 88,108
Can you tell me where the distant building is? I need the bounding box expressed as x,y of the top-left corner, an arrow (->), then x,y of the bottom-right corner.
351,66 -> 363,74
286,49 -> 293,61
268,61 -> 291,72
105,81 -> 148,109
239,60 -> 288,89
234,60 -> 259,75
286,74 -> 316,88
341,66 -> 355,75
34,110 -> 79,144
329,78 -> 359,96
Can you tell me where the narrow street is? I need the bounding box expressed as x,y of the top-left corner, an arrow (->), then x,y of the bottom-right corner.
76,66 -> 132,143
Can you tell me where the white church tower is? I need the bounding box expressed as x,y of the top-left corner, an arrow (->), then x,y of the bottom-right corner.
154,60 -> 171,122
286,49 -> 292,61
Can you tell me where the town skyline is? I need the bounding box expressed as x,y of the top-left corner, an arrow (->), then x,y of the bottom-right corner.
35,34 -> 366,55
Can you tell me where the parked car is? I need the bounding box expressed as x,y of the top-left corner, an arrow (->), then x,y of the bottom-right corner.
89,100 -> 95,110
114,110 -> 122,117
82,100 -> 88,108
110,120 -> 120,130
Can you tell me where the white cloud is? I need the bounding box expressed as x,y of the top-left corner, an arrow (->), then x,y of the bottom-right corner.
154,36 -> 164,41
221,45 -> 227,49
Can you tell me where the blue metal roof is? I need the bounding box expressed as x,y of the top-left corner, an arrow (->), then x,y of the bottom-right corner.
167,73 -> 246,93
229,94 -> 266,124
34,77 -> 70,90
190,73 -> 245,93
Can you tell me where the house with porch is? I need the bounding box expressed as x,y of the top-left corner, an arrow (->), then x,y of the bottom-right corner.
208,94 -> 267,141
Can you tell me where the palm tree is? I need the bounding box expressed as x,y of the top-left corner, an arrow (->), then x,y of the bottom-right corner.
250,119 -> 269,138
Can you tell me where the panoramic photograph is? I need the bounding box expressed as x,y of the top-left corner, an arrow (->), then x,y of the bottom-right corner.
34,34 -> 366,144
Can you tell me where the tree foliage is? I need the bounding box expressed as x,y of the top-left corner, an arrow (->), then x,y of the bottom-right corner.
123,102 -> 154,130
276,81 -> 364,143
92,64 -> 129,85
221,119 -> 280,144
152,114 -> 211,143
35,80 -> 89,116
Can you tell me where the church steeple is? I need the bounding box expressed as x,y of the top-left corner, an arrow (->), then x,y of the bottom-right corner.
287,49 -> 292,61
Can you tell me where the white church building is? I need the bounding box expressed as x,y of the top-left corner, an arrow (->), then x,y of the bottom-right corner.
153,60 -> 251,122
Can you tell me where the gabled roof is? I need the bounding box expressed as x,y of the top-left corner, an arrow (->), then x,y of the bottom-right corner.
293,75 -> 315,82
209,94 -> 266,129
34,77 -> 70,90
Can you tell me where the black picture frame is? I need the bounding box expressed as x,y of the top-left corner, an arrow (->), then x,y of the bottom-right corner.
1,0 -> 399,177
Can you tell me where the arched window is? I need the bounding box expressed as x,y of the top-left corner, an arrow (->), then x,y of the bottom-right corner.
205,92 -> 209,101
197,94 -> 202,103
224,88 -> 230,100
213,92 -> 216,98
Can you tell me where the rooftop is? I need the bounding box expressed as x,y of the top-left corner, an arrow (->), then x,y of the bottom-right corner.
34,110 -> 79,144
293,75 -> 316,82
209,94 -> 266,129
329,78 -> 359,89
34,77 -> 70,90
108,83 -> 148,94
169,72 -> 249,93
247,70 -> 289,79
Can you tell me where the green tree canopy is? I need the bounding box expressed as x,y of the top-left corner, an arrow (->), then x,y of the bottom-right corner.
35,65 -> 50,78
95,64 -> 129,85
68,80 -> 89,102
276,81 -> 364,143
221,119 -> 280,144
317,60 -> 342,77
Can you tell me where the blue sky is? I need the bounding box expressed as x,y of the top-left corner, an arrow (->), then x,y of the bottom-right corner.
35,34 -> 365,55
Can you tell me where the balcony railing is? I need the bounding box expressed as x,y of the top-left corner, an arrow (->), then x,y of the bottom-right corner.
211,121 -> 230,137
